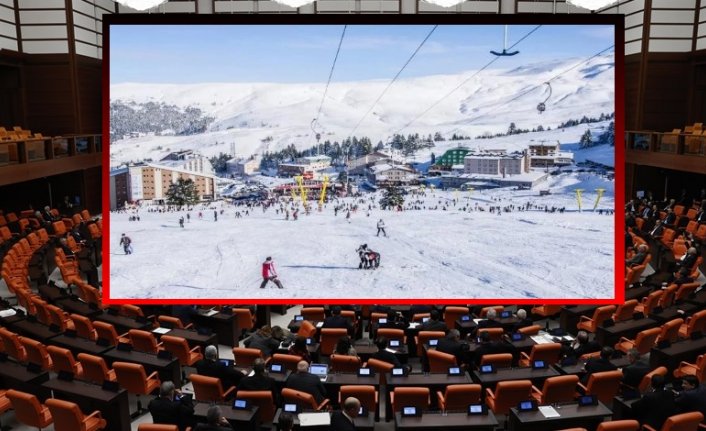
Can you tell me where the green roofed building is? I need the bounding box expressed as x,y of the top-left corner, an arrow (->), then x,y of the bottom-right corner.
433,147 -> 471,169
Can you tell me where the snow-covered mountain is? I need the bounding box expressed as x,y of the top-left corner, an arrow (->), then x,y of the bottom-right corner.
110,54 -> 614,166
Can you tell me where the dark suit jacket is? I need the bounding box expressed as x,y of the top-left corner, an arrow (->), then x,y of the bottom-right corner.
436,338 -> 466,365
330,411 -> 356,431
476,319 -> 503,330
664,213 -> 677,226
582,357 -> 617,384
627,251 -> 648,267
244,333 -> 280,357
286,372 -> 327,404
322,315 -> 352,332
419,320 -> 447,332
193,423 -> 234,431
676,384 -> 706,417
571,341 -> 601,359
679,254 -> 698,269
237,373 -> 278,403
148,396 -> 195,431
622,359 -> 650,389
632,389 -> 678,429
371,349 -> 402,368
195,359 -> 244,390
511,318 -> 534,333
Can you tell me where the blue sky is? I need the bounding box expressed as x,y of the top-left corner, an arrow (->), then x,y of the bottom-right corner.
110,24 -> 614,84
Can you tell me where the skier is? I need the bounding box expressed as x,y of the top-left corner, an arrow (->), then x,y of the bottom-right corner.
259,257 -> 284,289
186,213 -> 190,223
377,219 -> 387,237
179,217 -> 184,228
198,212 -> 203,219
119,233 -> 132,255
214,210 -> 218,222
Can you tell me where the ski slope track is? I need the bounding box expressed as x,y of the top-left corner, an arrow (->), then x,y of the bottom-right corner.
109,172 -> 615,300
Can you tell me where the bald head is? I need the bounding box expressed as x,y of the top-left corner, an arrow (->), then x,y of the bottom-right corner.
297,360 -> 309,373
343,397 -> 361,418
688,247 -> 697,255
516,309 -> 527,320
486,309 -> 497,319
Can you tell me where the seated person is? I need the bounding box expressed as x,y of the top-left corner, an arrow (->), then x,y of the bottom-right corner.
288,336 -> 311,363
511,309 -> 534,332
244,325 -> 280,358
621,348 -> 650,390
419,309 -> 447,332
675,375 -> 706,418
334,336 -> 359,358
322,306 -> 353,334
272,325 -> 295,344
330,397 -> 360,431
582,346 -> 617,385
286,360 -> 328,404
476,309 -> 503,330
436,329 -> 467,368
632,375 -> 678,430
378,309 -> 408,331
562,331 -> 600,362
194,405 -> 233,431
148,381 -> 195,431
237,358 -> 278,404
473,330 -> 517,369
370,336 -> 404,369
626,244 -> 649,267
195,345 -> 244,390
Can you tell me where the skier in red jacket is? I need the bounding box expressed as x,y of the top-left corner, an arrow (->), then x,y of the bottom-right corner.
260,256 -> 284,289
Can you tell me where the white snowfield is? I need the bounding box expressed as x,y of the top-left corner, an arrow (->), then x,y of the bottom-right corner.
109,172 -> 615,300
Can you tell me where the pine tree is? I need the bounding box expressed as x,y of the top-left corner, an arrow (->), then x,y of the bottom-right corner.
579,129 -> 593,149
433,132 -> 445,142
430,152 -> 436,164
379,185 -> 405,210
508,122 -> 517,135
599,121 -> 615,146
166,178 -> 200,209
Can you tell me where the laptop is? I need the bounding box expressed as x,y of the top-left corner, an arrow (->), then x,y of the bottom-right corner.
219,359 -> 235,368
269,363 -> 285,374
309,363 -> 329,382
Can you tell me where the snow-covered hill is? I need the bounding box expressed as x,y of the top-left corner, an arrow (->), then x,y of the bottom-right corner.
109,54 -> 614,166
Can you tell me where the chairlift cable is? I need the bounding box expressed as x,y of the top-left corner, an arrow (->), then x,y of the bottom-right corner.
347,25 -> 438,139
312,25 -> 347,134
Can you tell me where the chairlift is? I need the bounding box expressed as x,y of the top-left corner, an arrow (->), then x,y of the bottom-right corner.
490,26 -> 519,57
311,118 -> 322,143
537,82 -> 552,114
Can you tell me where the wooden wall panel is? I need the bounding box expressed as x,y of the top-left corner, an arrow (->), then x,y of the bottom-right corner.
641,54 -> 691,131
21,55 -> 76,135
625,57 -> 641,130
76,56 -> 102,133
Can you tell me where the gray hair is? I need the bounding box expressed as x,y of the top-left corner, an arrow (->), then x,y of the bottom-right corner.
516,309 -> 527,319
205,345 -> 218,360
486,309 -> 497,319
447,329 -> 460,339
206,405 -> 222,424
160,381 -> 175,397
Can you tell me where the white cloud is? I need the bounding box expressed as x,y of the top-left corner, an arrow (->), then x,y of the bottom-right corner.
566,0 -> 619,10
115,0 -> 168,10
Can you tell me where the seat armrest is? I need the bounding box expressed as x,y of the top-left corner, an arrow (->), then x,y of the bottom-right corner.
485,388 -> 495,400
223,385 -> 237,399
317,398 -> 331,411
147,371 -> 160,381
579,316 -> 592,322
185,323 -> 194,329
576,383 -> 588,394
520,351 -> 530,361
85,410 -> 103,420
643,425 -> 657,431
531,385 -> 542,396
618,337 -> 631,344
189,346 -> 201,354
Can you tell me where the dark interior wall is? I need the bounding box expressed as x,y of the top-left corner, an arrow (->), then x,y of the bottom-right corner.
22,54 -> 77,135
630,164 -> 706,203
624,56 -> 640,130
0,64 -> 24,128
76,56 -> 103,134
641,53 -> 691,132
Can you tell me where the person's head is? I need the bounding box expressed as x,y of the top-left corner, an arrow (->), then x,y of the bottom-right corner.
252,358 -> 266,375
257,325 -> 272,338
516,309 -> 527,320
479,331 -> 491,343
486,309 -> 497,320
266,256 -> 272,261
376,337 -> 388,351
34,211 -> 41,218
447,329 -> 460,341
688,247 -> 697,255
387,310 -> 397,321
655,220 -> 662,225
160,381 -> 176,399
343,397 -> 361,418
577,331 -> 589,344
206,405 -> 223,425
204,345 -> 218,361
297,360 -> 309,373
638,244 -> 648,253
651,374 -> 666,391
293,335 -> 307,351
271,325 -> 286,340
44,206 -> 50,211
682,375 -> 700,391
59,237 -> 67,246
121,233 -> 126,237
335,336 -> 352,355
429,309 -> 440,321
331,306 -> 341,316
627,348 -> 640,364
600,346 -> 614,360
279,412 -> 294,431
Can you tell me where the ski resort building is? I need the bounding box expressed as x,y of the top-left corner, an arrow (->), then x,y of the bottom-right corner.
367,163 -> 418,186
464,151 -> 528,176
278,155 -> 332,177
432,146 -> 472,170
528,142 -> 574,167
347,151 -> 400,175
159,150 -> 215,175
228,157 -> 259,176
109,163 -> 217,209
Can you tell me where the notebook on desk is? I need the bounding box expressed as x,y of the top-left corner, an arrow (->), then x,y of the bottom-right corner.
309,363 -> 328,382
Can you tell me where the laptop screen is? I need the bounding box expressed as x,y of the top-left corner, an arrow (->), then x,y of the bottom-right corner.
389,339 -> 400,347
270,363 -> 283,373
309,363 -> 328,377
284,403 -> 298,413
220,359 -> 234,368
428,339 -> 438,346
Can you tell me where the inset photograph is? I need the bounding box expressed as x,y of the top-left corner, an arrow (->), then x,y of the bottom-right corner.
107,19 -> 618,301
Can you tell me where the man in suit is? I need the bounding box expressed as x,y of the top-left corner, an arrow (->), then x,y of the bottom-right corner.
696,206 -> 706,224
627,244 -> 649,267
511,309 -> 534,333
663,208 -> 678,227
378,310 -> 407,331
419,309 -> 447,332
371,337 -> 404,369
622,348 -> 651,389
322,306 -> 352,334
195,345 -> 245,391
329,397 -> 360,431
626,212 -> 637,229
476,309 -> 503,330
677,247 -> 698,271
148,381 -> 195,431
473,330 -> 517,369
562,331 -> 600,362
286,360 -> 327,404
649,220 -> 665,240
632,375 -> 678,430
194,405 -> 234,431
582,347 -> 618,385
436,329 -> 467,367
237,358 -> 278,403
675,375 -> 706,417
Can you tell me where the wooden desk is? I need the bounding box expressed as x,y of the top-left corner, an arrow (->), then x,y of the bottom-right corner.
43,378 -> 130,431
152,327 -> 218,350
625,285 -> 653,301
395,411 -> 498,431
0,358 -> 51,399
508,402 -> 613,431
104,348 -> 181,387
471,367 -> 560,391
271,408 -> 375,431
554,357 -> 631,376
56,297 -> 103,319
48,333 -> 112,356
385,373 -> 471,419
355,342 -> 409,364
595,318 -> 659,346
191,311 -> 241,346
193,401 -> 259,431
94,312 -> 151,334
650,337 -> 706,373
560,306 -> 598,335
6,318 -> 60,342
649,303 -> 698,324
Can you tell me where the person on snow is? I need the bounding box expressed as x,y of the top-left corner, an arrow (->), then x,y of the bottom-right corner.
260,257 -> 284,289
377,219 -> 387,237
119,233 -> 132,255
179,217 -> 184,228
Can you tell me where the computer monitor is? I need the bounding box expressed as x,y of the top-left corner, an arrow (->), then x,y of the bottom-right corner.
308,363 -> 328,381
500,311 -> 512,319
219,359 -> 235,368
402,406 -> 421,417
232,399 -> 250,410
358,368 -> 374,377
428,339 -> 439,347
578,395 -> 598,406
391,367 -> 406,377
389,339 -> 401,348
480,364 -> 496,374
468,404 -> 487,415
448,366 -> 462,376
269,363 -> 284,373
294,315 -> 304,321
283,403 -> 300,413
532,360 -> 547,369
518,400 -> 538,412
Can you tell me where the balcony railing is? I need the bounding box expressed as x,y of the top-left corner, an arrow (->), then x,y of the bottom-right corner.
0,134 -> 102,167
625,130 -> 706,157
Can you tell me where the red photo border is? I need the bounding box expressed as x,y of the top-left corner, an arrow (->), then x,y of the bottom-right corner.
102,14 -> 625,306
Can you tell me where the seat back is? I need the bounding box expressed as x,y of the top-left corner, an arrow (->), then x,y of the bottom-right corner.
540,375 -> 580,404
596,420 -> 640,431
301,307 -> 325,322
660,318 -> 684,344
586,370 -> 623,404
518,325 -> 541,335
641,290 -> 664,315
93,321 -> 120,346
377,328 -> 404,342
20,337 -> 52,370
190,374 -> 227,402
614,300 -> 638,322
233,347 -> 264,367
416,331 -> 446,357
427,349 -> 457,373
161,335 -> 200,366
70,314 -> 97,341
479,306 -> 505,317
392,387 -> 430,412
120,304 -> 144,318
659,284 -> 680,309
339,385 -> 377,415
47,345 -> 81,376
330,354 -> 362,372
480,353 -> 513,368
527,343 -> 562,365
46,398 -> 100,431
113,362 -> 153,395
478,327 -> 504,341
271,353 -> 303,371
366,358 -> 394,385
237,390 -> 276,424
676,282 -> 700,303
591,305 -> 617,329
129,329 -> 160,354
157,315 -> 184,329
662,412 -> 704,431
0,327 -> 27,362
78,353 -> 113,384
6,389 -> 52,428
281,387 -> 321,410
137,425 -> 179,431
440,384 -> 481,410
531,305 -> 563,317
490,380 -> 533,415
444,306 -> 470,329
639,366 -> 667,393
233,308 -> 255,331
297,320 -> 317,339
685,310 -> 706,337
633,327 -> 662,355
320,328 -> 348,356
